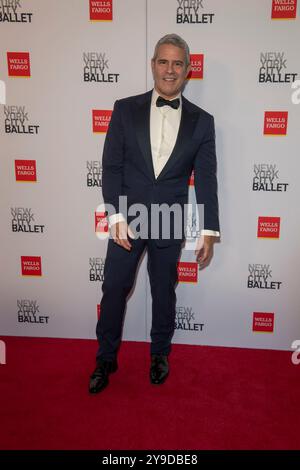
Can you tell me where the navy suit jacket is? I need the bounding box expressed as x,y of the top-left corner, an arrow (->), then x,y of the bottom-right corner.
102,90 -> 219,246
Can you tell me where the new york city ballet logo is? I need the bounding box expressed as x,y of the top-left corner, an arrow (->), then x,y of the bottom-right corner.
17,299 -> 49,325
89,257 -> 105,282
258,52 -> 298,84
89,0 -> 112,21
257,216 -> 281,239
92,110 -> 112,133
176,0 -> 214,24
7,52 -> 30,77
0,0 -> 33,23
87,161 -> 102,187
21,256 -> 42,276
185,211 -> 201,240
175,306 -> 204,332
252,312 -> 274,333
83,52 -> 119,83
11,207 -> 45,234
15,160 -> 37,182
271,0 -> 297,19
184,201 -> 204,251
263,111 -> 288,135
247,264 -> 282,290
188,54 -> 204,80
4,105 -> 39,134
252,164 -> 289,192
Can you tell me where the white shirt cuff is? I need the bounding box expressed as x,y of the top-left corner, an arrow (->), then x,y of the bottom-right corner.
108,213 -> 125,227
200,229 -> 220,237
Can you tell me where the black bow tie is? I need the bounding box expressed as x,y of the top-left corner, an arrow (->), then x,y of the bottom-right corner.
156,96 -> 180,110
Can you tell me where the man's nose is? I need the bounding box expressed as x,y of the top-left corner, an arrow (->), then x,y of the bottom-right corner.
166,62 -> 175,74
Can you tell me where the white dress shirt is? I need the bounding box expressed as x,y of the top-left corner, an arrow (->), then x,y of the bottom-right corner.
109,88 -> 220,237
150,89 -> 182,179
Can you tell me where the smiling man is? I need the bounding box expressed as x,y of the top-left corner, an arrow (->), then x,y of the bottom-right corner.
151,40 -> 188,99
89,34 -> 220,394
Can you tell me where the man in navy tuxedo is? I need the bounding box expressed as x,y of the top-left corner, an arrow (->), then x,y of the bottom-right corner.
89,34 -> 220,394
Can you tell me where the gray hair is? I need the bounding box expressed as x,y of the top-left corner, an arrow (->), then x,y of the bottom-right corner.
152,33 -> 190,67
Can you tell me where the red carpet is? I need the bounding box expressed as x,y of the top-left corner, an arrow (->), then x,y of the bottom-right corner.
0,336 -> 299,450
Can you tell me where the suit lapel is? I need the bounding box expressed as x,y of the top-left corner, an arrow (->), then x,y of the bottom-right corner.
134,91 -> 155,180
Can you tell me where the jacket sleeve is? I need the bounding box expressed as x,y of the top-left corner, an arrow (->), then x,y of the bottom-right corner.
101,100 -> 124,217
193,115 -> 220,233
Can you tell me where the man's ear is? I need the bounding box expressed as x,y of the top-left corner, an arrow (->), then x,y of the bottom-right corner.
151,59 -> 155,73
185,64 -> 191,78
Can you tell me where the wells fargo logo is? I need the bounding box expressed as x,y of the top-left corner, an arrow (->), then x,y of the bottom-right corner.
21,256 -> 42,276
15,160 -> 37,182
188,54 -> 204,80
263,111 -> 288,135
253,312 -> 274,333
89,0 -> 113,21
271,0 -> 297,19
257,217 -> 281,239
7,52 -> 30,77
177,262 -> 198,283
92,110 -> 112,133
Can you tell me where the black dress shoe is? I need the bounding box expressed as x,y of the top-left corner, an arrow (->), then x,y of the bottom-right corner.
89,359 -> 118,394
150,354 -> 169,385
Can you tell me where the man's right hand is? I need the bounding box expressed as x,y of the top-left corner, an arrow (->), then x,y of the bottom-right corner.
110,221 -> 133,251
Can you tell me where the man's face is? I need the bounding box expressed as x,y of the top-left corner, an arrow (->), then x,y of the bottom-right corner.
151,44 -> 191,100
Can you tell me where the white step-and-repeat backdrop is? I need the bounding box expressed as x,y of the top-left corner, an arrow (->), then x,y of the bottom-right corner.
1,0 -> 299,351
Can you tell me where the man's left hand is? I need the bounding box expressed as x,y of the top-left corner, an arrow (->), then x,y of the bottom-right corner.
195,235 -> 216,269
